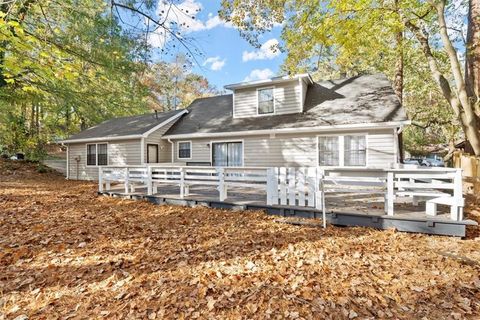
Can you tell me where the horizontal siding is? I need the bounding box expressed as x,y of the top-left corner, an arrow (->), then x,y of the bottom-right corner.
171,129 -> 396,168
367,129 -> 396,167
233,80 -> 302,118
144,118 -> 178,163
67,139 -> 141,180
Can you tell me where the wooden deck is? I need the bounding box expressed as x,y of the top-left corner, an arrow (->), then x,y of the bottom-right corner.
101,183 -> 476,237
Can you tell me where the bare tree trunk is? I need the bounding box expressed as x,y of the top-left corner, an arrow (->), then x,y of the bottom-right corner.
29,105 -> 35,136
394,0 -> 403,104
466,0 -> 480,115
394,31 -> 404,104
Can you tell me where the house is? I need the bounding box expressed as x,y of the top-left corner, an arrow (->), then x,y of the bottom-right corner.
61,73 -> 410,180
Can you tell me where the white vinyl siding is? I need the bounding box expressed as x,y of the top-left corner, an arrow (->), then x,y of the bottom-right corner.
171,129 -> 396,168
68,139 -> 141,180
143,117 -> 179,163
234,80 -> 302,118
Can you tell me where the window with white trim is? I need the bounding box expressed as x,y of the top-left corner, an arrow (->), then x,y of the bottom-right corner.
86,143 -> 107,166
344,135 -> 366,166
257,88 -> 274,114
178,141 -> 191,159
318,136 -> 339,166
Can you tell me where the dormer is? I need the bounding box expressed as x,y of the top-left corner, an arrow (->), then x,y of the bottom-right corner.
225,74 -> 313,118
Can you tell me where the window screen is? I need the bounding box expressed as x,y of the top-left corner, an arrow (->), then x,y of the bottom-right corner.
87,144 -> 96,166
344,135 -> 366,166
178,142 -> 191,159
318,136 -> 339,166
258,88 -> 274,114
97,143 -> 108,166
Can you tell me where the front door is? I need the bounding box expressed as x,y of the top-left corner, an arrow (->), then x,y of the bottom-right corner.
212,142 -> 243,167
147,144 -> 158,163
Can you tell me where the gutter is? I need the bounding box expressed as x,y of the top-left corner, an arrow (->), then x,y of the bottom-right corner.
162,120 -> 412,140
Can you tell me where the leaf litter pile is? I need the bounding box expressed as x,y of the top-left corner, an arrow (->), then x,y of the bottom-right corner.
0,160 -> 479,319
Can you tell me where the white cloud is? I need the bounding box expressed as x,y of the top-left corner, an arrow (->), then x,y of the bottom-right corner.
243,68 -> 275,82
242,38 -> 280,62
204,15 -> 234,30
203,56 -> 226,71
147,29 -> 169,49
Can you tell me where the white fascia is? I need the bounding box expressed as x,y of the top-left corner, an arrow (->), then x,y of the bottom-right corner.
162,120 -> 411,140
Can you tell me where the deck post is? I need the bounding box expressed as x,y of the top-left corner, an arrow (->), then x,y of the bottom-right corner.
147,166 -> 153,195
180,167 -> 185,199
218,167 -> 226,201
387,171 -> 394,216
451,169 -> 463,221
266,167 -> 278,205
98,167 -> 104,192
124,167 -> 130,194
317,167 -> 327,228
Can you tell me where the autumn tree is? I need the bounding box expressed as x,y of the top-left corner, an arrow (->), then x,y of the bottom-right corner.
142,55 -> 217,111
0,0 -> 202,158
220,0 -> 479,155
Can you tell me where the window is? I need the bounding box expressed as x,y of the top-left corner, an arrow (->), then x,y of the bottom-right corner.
257,88 -> 274,114
178,141 -> 191,159
344,135 -> 366,166
87,144 -> 96,166
318,136 -> 339,166
318,135 -> 367,167
86,143 -> 108,166
212,142 -> 243,167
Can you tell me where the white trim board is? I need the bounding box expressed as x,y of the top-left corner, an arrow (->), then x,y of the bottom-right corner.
177,140 -> 192,160
162,121 -> 411,140
224,73 -> 313,90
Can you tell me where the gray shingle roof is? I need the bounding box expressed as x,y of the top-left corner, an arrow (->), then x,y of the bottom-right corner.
66,109 -> 184,141
165,73 -> 408,136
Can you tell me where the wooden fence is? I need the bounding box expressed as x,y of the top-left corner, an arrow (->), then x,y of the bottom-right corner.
453,151 -> 480,194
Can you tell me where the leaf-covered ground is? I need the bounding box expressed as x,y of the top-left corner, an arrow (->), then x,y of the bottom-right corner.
0,160 -> 479,319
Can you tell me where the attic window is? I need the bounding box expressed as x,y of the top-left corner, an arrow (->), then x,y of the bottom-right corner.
257,88 -> 274,115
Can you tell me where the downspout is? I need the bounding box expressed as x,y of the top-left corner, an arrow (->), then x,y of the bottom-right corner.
140,137 -> 145,164
65,144 -> 69,179
168,138 -> 174,163
397,126 -> 404,163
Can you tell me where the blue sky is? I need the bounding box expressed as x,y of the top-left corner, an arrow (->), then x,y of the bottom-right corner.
145,0 -> 286,90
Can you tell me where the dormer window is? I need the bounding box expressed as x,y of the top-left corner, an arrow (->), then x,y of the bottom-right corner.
257,88 -> 274,115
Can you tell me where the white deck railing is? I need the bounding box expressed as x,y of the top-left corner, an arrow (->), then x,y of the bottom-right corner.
99,165 -> 464,224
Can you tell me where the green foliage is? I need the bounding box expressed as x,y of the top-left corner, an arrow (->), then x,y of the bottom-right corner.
220,0 -> 467,153
0,0 -> 151,159
36,163 -> 48,174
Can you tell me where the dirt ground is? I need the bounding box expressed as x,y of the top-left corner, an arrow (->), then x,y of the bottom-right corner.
0,160 -> 479,319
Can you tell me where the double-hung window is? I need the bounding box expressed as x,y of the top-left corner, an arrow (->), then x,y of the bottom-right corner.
257,88 -> 274,115
344,135 -> 366,166
86,143 -> 108,166
318,135 -> 366,167
318,136 -> 340,166
178,141 -> 191,159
